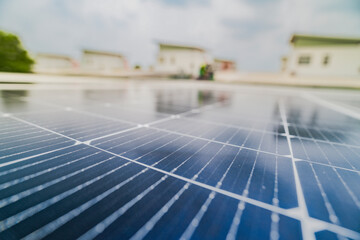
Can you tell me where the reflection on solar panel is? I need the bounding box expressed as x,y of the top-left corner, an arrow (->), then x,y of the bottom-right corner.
0,82 -> 359,240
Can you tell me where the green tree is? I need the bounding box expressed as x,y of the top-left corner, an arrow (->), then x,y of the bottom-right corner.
0,31 -> 34,73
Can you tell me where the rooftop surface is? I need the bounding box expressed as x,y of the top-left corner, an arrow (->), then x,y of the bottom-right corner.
0,78 -> 359,240
158,42 -> 206,52
82,49 -> 125,58
36,53 -> 74,61
290,34 -> 360,47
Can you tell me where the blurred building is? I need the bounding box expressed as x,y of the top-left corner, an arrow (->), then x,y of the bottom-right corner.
81,49 -> 128,74
214,58 -> 236,71
284,34 -> 360,78
34,53 -> 77,73
155,42 -> 213,77
281,56 -> 288,73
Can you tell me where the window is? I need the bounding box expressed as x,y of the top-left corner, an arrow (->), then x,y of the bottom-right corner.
158,57 -> 164,64
323,55 -> 330,66
298,55 -> 311,65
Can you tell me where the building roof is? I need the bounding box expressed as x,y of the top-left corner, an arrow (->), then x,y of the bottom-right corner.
82,49 -> 124,58
36,53 -> 73,61
214,58 -> 236,64
290,34 -> 360,47
158,42 -> 206,52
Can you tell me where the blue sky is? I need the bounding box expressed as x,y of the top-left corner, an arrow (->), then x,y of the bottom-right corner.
0,0 -> 359,71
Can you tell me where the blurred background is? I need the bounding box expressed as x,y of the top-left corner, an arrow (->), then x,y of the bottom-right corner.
0,0 -> 359,85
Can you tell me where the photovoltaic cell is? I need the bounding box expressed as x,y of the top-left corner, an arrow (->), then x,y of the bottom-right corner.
315,230 -> 357,240
0,118 -> 75,164
0,83 -> 359,240
296,161 -> 360,231
291,138 -> 360,171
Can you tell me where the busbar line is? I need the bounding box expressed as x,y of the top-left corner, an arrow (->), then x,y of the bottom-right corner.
279,100 -> 315,240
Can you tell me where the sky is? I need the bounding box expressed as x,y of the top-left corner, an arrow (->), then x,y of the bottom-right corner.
0,0 -> 359,71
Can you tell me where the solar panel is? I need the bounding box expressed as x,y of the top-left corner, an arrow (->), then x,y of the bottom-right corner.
0,82 -> 359,240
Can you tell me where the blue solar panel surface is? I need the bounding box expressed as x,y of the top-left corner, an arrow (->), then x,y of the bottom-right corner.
0,81 -> 359,240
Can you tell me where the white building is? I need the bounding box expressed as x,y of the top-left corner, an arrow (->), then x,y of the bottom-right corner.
284,34 -> 360,78
155,42 -> 213,77
82,49 -> 128,74
34,53 -> 77,73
